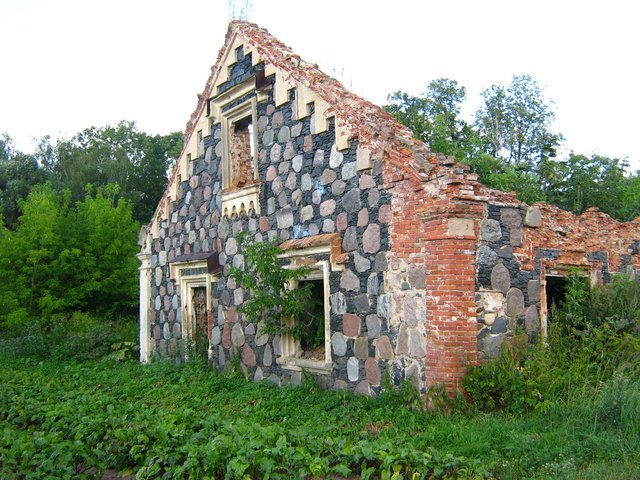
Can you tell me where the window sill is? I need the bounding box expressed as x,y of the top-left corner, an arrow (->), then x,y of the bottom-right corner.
276,356 -> 332,374
221,183 -> 260,217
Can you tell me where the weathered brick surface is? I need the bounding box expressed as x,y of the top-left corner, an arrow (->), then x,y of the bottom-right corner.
476,198 -> 639,362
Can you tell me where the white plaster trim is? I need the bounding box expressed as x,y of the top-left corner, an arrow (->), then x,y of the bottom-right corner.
221,183 -> 260,218
209,81 -> 260,203
170,260 -> 218,360
278,244 -> 345,272
137,251 -> 152,363
278,259 -> 332,370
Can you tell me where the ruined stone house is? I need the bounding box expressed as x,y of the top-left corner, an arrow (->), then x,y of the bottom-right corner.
137,21 -> 640,394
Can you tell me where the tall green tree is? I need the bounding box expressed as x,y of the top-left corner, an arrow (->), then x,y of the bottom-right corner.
547,153 -> 628,218
385,78 -> 477,159
45,122 -> 182,223
0,185 -> 140,329
0,133 -> 50,229
619,172 -> 640,222
474,75 -> 562,168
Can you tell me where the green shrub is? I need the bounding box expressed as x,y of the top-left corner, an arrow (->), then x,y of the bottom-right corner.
463,333 -> 539,413
229,232 -> 314,341
464,275 -> 640,418
0,185 -> 139,330
0,312 -> 138,361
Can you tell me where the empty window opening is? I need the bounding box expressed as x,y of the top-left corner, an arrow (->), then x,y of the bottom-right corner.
297,279 -> 325,360
278,259 -> 331,372
545,275 -> 568,315
229,116 -> 254,189
191,286 -> 209,356
545,274 -> 589,316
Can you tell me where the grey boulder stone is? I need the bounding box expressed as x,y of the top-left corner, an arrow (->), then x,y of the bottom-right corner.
525,305 -> 539,333
341,189 -> 361,213
231,323 -> 245,347
505,288 -> 525,317
477,245 -> 498,266
500,208 -> 522,228
331,292 -> 347,315
491,263 -> 511,294
331,332 -> 347,356
525,206 -> 542,227
340,270 -> 360,291
366,314 -> 381,338
481,219 -> 502,242
347,357 -> 359,382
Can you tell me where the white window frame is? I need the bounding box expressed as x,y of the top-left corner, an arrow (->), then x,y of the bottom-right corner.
169,260 -> 218,359
276,258 -> 332,374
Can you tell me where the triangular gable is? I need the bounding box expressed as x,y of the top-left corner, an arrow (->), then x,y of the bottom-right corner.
150,21 -> 439,235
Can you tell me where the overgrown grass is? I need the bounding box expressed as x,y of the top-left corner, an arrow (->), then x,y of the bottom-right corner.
1,277 -> 639,478
462,275 -> 640,478
0,311 -> 138,361
1,353 -> 638,479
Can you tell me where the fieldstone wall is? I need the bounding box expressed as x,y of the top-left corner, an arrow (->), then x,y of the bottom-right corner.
475,203 -> 639,359
475,205 -> 541,358
147,47 -> 408,394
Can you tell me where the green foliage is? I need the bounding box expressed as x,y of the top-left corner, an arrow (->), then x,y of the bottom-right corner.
385,76 -> 640,223
0,357 -> 491,479
0,312 -> 138,361
2,350 -> 639,479
0,184 -> 139,328
619,172 -> 640,221
463,332 -> 540,414
379,370 -> 423,411
463,275 -> 640,422
474,75 -> 562,167
42,121 -> 182,223
0,133 -> 50,229
385,78 -> 478,161
229,233 -> 314,341
468,156 -> 548,204
545,153 -> 629,217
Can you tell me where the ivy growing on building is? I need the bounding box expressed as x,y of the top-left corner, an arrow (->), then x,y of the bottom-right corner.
229,233 -> 313,340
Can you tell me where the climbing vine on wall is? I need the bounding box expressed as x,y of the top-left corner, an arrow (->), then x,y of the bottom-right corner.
229,233 -> 313,339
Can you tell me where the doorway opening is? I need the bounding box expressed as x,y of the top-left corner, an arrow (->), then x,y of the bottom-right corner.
545,275 -> 569,317
191,286 -> 209,356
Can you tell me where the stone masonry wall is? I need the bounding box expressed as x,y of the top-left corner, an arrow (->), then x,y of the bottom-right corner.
148,47 -> 408,394
476,205 -> 541,358
475,203 -> 640,359
381,158 -> 485,393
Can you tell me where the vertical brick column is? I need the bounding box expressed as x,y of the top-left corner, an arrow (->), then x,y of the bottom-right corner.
384,160 -> 482,393
421,205 -> 481,393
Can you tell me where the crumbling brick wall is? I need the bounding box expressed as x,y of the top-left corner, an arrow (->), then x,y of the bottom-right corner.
476,201 -> 640,359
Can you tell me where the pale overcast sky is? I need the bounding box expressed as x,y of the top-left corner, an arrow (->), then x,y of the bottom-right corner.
1,0 -> 638,172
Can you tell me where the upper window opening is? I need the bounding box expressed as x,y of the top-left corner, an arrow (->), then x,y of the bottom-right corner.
219,97 -> 258,192
229,115 -> 255,189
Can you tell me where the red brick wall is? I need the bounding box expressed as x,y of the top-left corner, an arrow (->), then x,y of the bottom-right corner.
384,161 -> 483,393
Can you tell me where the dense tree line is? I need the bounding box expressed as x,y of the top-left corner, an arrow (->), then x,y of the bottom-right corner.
385,75 -> 640,222
0,122 -> 182,328
0,121 -> 182,228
